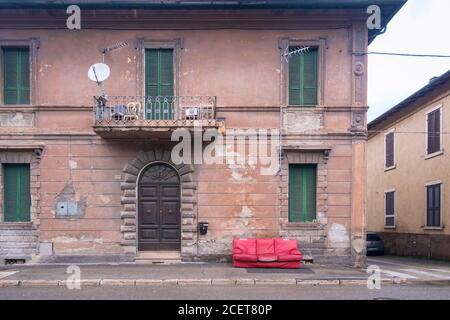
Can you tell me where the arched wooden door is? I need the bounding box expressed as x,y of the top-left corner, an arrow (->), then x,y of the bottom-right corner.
138,163 -> 180,251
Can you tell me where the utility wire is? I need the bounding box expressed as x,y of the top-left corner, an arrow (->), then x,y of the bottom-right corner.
368,130 -> 450,134
353,52 -> 450,58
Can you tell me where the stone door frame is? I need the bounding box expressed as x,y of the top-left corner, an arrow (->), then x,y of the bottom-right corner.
120,148 -> 197,261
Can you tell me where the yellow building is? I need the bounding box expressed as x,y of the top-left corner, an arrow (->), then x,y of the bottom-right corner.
367,70 -> 450,261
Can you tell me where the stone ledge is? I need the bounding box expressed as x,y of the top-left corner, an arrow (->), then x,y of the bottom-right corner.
2,277 -> 432,288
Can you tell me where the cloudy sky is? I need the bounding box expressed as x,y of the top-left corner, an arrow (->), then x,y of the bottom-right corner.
368,0 -> 450,121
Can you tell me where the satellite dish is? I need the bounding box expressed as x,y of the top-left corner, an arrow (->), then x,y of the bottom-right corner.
88,63 -> 110,83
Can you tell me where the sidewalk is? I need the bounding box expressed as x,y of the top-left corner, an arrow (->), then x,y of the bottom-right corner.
0,262 -> 411,287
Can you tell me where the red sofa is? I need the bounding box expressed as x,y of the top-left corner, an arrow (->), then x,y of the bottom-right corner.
233,238 -> 302,268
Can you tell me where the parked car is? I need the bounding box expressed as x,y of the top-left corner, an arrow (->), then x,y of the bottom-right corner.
366,232 -> 385,256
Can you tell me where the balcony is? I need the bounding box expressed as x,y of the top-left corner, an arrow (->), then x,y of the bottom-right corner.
93,96 -> 220,138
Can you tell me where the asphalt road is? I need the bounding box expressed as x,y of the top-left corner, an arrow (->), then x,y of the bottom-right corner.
1,283 -> 449,300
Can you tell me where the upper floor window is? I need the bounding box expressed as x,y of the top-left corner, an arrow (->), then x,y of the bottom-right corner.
385,131 -> 395,169
288,47 -> 318,106
288,164 -> 317,222
2,47 -> 30,105
426,183 -> 441,227
426,106 -> 442,155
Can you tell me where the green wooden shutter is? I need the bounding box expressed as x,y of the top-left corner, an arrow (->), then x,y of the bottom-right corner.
289,164 -> 317,222
3,48 -> 30,105
19,48 -> 30,104
3,164 -> 31,222
3,165 -> 18,222
289,165 -> 303,222
145,49 -> 174,120
302,48 -> 318,105
160,49 -> 174,97
145,49 -> 159,97
288,47 -> 318,106
288,53 -> 302,106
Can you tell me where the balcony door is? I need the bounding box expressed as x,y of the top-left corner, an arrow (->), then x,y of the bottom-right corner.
145,48 -> 174,120
138,163 -> 181,251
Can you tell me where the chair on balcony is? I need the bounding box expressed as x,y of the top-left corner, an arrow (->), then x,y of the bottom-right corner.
124,102 -> 141,121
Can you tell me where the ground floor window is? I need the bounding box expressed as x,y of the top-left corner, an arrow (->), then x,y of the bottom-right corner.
288,164 -> 317,222
426,183 -> 441,227
385,190 -> 395,227
3,164 -> 31,222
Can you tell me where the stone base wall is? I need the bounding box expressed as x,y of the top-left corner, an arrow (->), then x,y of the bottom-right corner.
379,232 -> 450,261
0,136 -> 361,266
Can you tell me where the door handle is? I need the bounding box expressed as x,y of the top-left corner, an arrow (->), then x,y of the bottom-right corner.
146,209 -> 151,214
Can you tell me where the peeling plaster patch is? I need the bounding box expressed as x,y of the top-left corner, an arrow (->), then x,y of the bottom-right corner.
328,223 -> 349,243
54,182 -> 87,218
124,70 -> 133,81
235,206 -> 254,231
50,235 -> 104,244
39,63 -> 52,74
240,206 -> 253,219
352,238 -> 365,254
226,147 -> 253,182
0,112 -> 35,127
69,160 -> 78,169
99,195 -> 111,204
231,171 -> 243,181
283,111 -> 323,133
317,212 -> 328,224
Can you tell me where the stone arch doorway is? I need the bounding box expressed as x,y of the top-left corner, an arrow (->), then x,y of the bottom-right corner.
120,148 -> 197,260
137,162 -> 180,251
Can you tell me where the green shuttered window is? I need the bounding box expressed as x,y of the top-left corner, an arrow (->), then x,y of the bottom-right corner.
289,164 -> 317,222
145,48 -> 174,120
3,47 -> 30,105
288,47 -> 318,106
3,164 -> 31,222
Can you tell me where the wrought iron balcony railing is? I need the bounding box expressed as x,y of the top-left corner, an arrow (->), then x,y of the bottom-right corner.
93,96 -> 217,127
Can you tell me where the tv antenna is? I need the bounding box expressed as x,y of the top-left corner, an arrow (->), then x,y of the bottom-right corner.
100,41 -> 129,62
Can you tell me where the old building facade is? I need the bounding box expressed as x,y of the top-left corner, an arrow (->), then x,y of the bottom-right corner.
0,0 -> 404,266
367,70 -> 450,261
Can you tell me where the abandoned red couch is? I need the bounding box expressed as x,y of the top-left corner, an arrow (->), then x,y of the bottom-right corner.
233,238 -> 302,268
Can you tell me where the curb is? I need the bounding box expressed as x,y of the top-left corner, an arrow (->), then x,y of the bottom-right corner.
0,277 -> 413,287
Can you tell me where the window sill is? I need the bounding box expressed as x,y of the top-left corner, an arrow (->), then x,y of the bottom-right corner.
287,105 -> 317,109
282,222 -> 321,230
384,225 -> 396,230
0,105 -> 33,111
384,165 -> 396,172
423,226 -> 445,231
0,221 -> 33,226
425,150 -> 444,160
